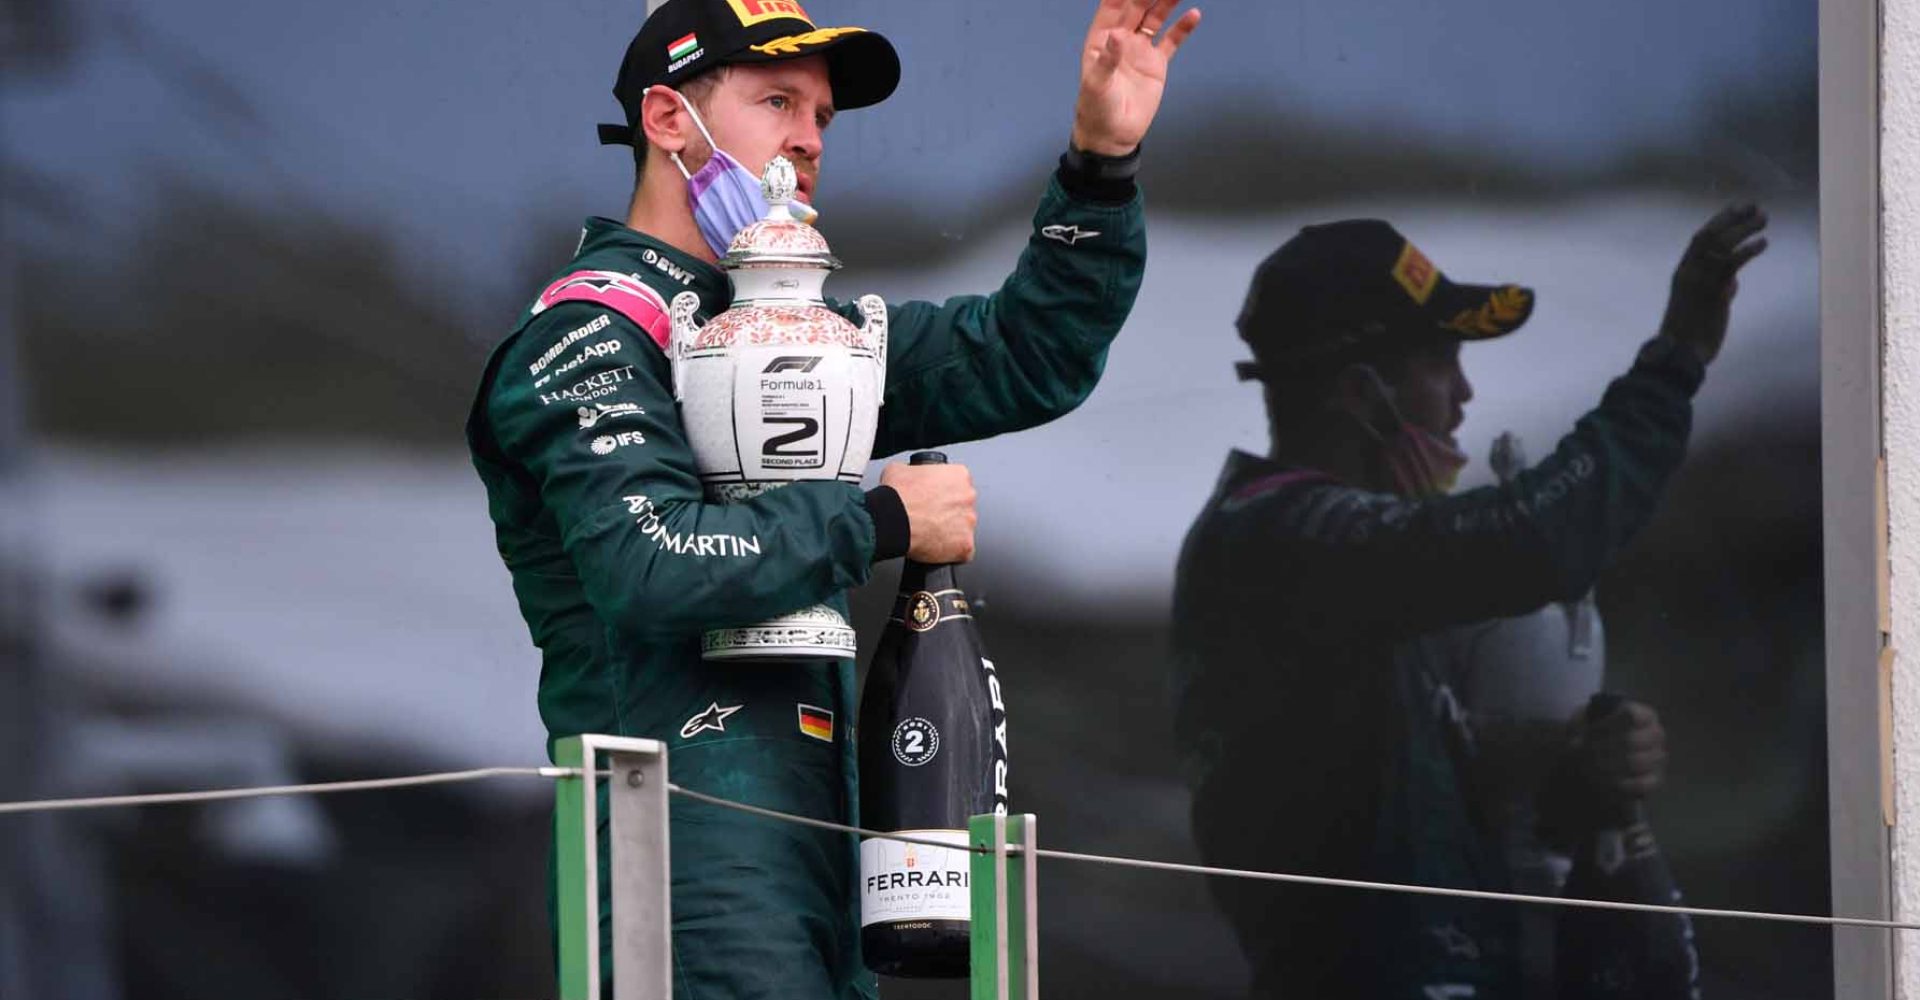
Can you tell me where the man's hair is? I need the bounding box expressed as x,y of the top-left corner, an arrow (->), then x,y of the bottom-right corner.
633,67 -> 732,183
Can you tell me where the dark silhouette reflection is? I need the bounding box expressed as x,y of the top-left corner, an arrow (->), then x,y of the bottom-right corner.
1171,209 -> 1765,998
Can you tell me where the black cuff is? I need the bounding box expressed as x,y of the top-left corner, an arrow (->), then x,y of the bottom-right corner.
1057,144 -> 1141,205
1631,336 -> 1708,396
864,486 -> 910,562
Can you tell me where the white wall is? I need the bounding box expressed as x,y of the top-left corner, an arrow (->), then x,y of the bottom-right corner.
1886,0 -> 1920,993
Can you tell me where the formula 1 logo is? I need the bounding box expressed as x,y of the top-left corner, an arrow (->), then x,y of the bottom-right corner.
1040,224 -> 1101,246
763,356 -> 822,374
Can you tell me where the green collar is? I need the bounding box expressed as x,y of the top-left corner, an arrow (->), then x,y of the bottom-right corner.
578,217 -> 729,302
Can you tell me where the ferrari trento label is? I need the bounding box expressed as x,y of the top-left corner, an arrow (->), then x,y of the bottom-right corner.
860,830 -> 970,926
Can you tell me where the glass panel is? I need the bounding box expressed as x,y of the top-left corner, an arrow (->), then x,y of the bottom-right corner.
0,0 -> 1831,996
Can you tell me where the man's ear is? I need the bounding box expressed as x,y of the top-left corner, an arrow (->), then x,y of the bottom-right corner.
640,87 -> 690,156
1329,363 -> 1392,435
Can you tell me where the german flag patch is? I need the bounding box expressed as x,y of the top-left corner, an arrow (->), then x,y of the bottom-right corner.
798,704 -> 834,742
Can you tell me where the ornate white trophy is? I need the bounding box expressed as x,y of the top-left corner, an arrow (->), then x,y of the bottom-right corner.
669,156 -> 888,661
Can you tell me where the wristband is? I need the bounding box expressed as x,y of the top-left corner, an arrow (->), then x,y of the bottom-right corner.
1058,143 -> 1141,204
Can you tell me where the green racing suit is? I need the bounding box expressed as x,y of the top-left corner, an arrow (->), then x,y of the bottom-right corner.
467,169 -> 1144,999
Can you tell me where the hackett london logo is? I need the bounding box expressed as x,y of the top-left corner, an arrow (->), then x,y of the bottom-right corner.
726,0 -> 813,28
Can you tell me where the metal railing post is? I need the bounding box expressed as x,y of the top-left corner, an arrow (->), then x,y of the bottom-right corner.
555,735 -> 671,1000
969,812 -> 1039,1000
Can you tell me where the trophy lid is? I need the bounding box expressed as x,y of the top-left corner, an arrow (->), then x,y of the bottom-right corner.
721,156 -> 840,271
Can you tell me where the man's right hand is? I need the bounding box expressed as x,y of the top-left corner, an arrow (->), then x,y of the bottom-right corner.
1570,697 -> 1668,802
880,461 -> 978,564
1657,203 -> 1769,366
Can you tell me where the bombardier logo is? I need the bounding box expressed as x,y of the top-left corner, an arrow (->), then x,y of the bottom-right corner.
763,356 -> 822,374
529,314 -> 613,376
1040,224 -> 1101,246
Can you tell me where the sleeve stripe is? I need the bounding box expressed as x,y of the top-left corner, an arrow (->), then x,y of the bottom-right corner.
535,270 -> 672,350
1227,469 -> 1338,505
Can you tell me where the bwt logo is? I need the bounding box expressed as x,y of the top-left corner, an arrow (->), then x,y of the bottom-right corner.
763,356 -> 822,374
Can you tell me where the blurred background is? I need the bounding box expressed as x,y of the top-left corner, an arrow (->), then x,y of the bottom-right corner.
0,0 -> 1830,996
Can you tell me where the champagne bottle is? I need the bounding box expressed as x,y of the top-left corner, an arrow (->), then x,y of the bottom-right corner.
859,452 -> 1008,979
1555,694 -> 1702,1000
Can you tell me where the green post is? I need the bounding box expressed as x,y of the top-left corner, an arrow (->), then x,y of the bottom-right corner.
969,813 -> 1038,1000
554,736 -> 591,1000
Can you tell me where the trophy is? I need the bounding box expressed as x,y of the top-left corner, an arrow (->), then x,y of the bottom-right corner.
668,156 -> 888,661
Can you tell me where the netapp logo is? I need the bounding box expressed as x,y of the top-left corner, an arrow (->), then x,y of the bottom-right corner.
763,356 -> 821,374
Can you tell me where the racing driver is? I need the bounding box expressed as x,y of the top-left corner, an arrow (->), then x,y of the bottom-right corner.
465,0 -> 1200,996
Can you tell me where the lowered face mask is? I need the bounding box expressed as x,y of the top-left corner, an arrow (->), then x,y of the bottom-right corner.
655,86 -> 818,259
1350,365 -> 1469,499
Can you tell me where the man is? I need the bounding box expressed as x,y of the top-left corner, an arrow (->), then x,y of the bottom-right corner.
466,0 -> 1199,996
1170,208 -> 1765,998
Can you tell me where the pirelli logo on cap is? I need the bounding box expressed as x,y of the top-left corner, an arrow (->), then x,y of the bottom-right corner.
1391,241 -> 1439,305
726,0 -> 814,27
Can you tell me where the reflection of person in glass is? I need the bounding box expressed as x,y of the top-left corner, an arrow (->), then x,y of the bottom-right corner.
1438,450 -> 1698,1000
1169,207 -> 1766,998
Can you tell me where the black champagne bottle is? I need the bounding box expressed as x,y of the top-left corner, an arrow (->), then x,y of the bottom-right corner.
1555,694 -> 1702,1000
859,452 -> 1009,979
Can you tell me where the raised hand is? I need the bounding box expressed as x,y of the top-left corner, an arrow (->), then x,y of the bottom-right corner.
1658,203 -> 1769,366
1072,0 -> 1202,157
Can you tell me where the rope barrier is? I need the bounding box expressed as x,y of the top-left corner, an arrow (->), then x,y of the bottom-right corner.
0,767 -> 579,814
2,766 -> 1913,933
664,784 -> 1920,933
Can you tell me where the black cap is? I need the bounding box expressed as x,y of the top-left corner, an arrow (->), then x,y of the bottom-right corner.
1235,219 -> 1535,382
597,0 -> 901,146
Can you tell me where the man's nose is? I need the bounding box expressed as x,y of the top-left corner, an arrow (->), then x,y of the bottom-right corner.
788,122 -> 824,163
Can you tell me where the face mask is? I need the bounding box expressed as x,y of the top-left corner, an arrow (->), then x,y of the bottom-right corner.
1349,365 -> 1469,499
654,87 -> 818,259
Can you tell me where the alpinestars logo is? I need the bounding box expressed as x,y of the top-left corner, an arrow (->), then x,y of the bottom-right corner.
1040,224 -> 1101,246
679,702 -> 742,739
578,402 -> 644,428
763,356 -> 822,374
